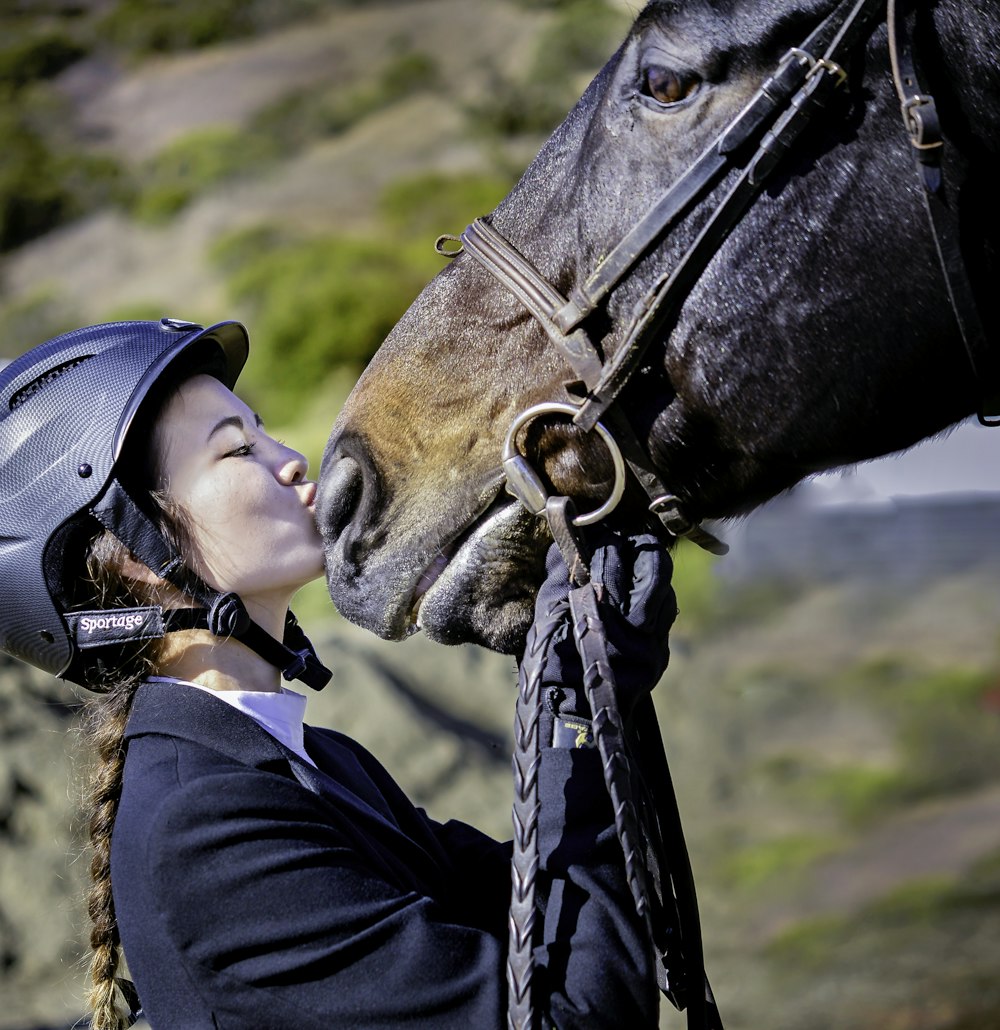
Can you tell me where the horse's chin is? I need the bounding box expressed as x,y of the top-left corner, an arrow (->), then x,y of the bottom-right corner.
412,499 -> 548,654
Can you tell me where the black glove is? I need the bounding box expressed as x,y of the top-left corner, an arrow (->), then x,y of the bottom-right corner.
529,527 -> 677,739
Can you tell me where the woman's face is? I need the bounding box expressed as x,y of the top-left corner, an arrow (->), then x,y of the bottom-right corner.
154,374 -> 324,609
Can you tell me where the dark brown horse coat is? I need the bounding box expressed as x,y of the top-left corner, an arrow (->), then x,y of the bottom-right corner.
319,0 -> 999,653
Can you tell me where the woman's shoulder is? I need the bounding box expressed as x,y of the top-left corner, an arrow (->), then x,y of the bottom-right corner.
303,724 -> 396,783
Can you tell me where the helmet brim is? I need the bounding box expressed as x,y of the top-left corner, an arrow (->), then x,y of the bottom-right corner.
113,320 -> 249,459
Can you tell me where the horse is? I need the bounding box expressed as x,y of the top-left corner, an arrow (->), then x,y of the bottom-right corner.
317,0 -> 1000,654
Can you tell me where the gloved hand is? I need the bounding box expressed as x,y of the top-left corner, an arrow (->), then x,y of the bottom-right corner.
528,527 -> 677,737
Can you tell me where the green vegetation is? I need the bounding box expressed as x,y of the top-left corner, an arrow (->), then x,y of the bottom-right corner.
717,833 -> 841,893
0,29 -> 86,91
805,764 -> 909,827
253,49 -> 440,148
0,21 -> 123,253
0,101 -> 126,252
669,540 -> 720,631
765,913 -> 846,972
1,7 -> 444,250
468,0 -> 628,139
379,171 -> 514,237
214,230 -> 435,421
97,0 -> 327,57
128,48 -> 441,224
209,169 -> 513,423
131,126 -> 278,224
846,663 -> 1000,812
0,290 -> 75,358
671,549 -> 805,636
764,856 -> 1000,1026
509,0 -> 585,8
746,658 -> 1000,832
533,0 -> 627,82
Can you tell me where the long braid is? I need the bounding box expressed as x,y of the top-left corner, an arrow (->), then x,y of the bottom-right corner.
78,505 -> 181,1030
84,681 -> 139,1030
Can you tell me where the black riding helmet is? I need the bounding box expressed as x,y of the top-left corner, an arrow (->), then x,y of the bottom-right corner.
0,317 -> 330,691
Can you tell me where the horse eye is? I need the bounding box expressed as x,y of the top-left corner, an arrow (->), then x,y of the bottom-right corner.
641,64 -> 700,106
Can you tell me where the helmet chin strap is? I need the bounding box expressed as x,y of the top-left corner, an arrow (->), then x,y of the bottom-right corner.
81,478 -> 332,690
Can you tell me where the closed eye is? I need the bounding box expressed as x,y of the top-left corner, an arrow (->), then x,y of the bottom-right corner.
225,441 -> 257,458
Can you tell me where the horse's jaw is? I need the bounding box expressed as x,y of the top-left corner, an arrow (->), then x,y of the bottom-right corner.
407,499 -> 546,650
318,445 -> 548,652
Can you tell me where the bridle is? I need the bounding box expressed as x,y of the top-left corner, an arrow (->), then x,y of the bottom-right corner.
439,0 -> 997,556
435,1 -> 996,1028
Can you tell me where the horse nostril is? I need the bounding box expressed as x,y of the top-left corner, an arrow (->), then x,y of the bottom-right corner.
316,455 -> 363,543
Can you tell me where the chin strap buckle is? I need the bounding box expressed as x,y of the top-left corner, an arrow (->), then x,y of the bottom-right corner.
207,592 -> 251,637
282,648 -> 331,690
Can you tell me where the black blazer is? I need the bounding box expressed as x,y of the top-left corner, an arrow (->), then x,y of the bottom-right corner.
111,682 -> 656,1029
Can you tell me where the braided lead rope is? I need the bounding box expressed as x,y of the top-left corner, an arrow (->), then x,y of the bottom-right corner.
507,601 -> 565,1030
571,586 -> 723,1028
569,582 -> 657,941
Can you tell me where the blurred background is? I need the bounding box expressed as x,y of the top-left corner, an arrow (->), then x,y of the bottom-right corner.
1,0 -> 999,1027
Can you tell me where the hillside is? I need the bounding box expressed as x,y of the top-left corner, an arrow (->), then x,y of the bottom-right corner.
2,2 -> 1000,1029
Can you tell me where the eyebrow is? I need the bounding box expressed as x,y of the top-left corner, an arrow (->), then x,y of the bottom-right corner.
206,412 -> 264,442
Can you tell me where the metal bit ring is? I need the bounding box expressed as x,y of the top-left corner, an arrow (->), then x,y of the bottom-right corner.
501,402 -> 627,527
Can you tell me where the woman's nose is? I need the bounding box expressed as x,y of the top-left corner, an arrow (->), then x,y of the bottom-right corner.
277,445 -> 309,484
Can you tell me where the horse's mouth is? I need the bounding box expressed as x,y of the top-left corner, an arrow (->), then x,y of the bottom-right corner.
405,541 -> 458,633
403,494 -> 547,651
319,450 -> 548,652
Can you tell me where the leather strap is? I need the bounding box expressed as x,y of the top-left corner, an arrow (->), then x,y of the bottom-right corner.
163,606 -> 331,690
457,0 -> 887,549
888,0 -> 1000,425
554,0 -> 859,333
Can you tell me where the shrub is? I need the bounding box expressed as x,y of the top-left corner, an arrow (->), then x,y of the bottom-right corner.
531,0 -> 628,85
251,48 -> 440,150
0,290 -> 74,358
0,103 -> 126,251
467,0 -> 629,140
379,171 -> 515,238
0,30 -> 86,92
718,833 -> 840,892
807,764 -> 909,827
97,0 -> 328,57
466,76 -> 570,140
210,170 -> 523,422
211,229 -> 435,422
131,126 -> 279,224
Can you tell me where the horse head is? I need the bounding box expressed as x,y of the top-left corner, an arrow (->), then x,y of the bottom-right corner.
319,0 -> 999,652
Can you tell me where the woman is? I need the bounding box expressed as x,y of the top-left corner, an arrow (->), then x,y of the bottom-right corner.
0,318 -> 675,1029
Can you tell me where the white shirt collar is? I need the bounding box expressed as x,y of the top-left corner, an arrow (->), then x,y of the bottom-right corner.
146,676 -> 316,767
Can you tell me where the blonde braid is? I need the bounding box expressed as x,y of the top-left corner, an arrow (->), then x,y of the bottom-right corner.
80,522 -> 180,1030
84,681 -> 139,1030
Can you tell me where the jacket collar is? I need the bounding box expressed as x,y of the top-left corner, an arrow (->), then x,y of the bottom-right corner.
124,679 -> 292,771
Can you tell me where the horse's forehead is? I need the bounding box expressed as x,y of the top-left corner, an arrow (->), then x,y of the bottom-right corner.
634,0 -> 836,49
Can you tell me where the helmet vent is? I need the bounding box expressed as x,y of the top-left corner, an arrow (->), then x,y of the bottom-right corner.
9,355 -> 93,411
